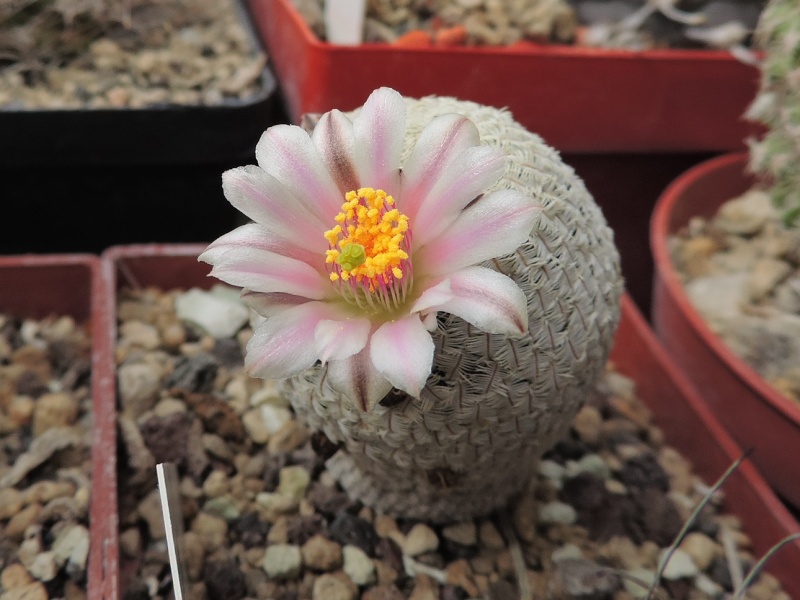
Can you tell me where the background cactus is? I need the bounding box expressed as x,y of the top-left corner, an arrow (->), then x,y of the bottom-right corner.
747,0 -> 800,227
285,96 -> 623,522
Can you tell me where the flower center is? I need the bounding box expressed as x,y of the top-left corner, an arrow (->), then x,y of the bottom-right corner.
324,187 -> 412,313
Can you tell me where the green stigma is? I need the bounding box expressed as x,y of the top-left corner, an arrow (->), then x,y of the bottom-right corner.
337,243 -> 366,272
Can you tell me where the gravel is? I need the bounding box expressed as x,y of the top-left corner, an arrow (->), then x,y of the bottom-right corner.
0,313 -> 93,599
0,0 -> 267,109
114,285 -> 791,599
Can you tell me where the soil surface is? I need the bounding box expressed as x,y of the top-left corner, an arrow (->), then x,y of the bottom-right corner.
670,188 -> 800,403
0,313 -> 93,600
114,285 -> 788,600
292,0 -> 764,50
0,0 -> 266,109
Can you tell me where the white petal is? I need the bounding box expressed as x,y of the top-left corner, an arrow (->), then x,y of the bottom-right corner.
411,146 -> 506,249
415,190 -> 541,277
312,109 -> 359,195
246,301 -> 337,379
327,346 -> 393,412
417,267 -> 528,335
222,166 -> 328,250
315,318 -> 371,364
241,290 -> 312,317
201,222 -> 321,268
409,277 -> 452,314
256,124 -> 343,219
370,315 -> 434,398
207,246 -> 328,300
353,87 -> 405,194
400,114 -> 481,222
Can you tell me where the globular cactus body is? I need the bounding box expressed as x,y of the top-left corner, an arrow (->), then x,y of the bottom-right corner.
284,97 -> 623,522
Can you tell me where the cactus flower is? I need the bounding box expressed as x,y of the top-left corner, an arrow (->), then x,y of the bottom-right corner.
201,87 -> 540,411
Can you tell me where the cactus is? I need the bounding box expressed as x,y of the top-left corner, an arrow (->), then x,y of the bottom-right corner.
204,89 -> 622,522
747,0 -> 800,227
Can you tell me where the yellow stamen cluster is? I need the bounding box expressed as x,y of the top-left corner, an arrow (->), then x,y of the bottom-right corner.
324,188 -> 410,292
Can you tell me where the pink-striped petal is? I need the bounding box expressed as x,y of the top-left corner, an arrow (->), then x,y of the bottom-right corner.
370,315 -> 434,398
415,190 -> 541,277
409,277 -> 452,314
353,87 -> 405,194
200,223 -> 321,271
241,290 -> 312,317
312,109 -> 359,195
327,345 -> 393,412
411,146 -> 506,249
206,246 -> 328,300
414,267 -> 528,335
246,301 -> 338,379
400,114 -> 481,222
255,124 -> 343,218
315,317 -> 371,364
222,166 -> 328,251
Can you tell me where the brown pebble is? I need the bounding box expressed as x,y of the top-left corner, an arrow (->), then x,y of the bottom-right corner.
442,522 -> 477,546
180,390 -> 246,441
409,574 -> 440,600
191,512 -> 228,552
0,581 -> 48,600
267,517 -> 290,544
478,520 -> 505,550
4,504 -> 42,540
446,559 -> 479,597
679,532 -> 718,570
572,405 -> 603,445
8,396 -> 35,427
182,531 -> 205,581
1,563 -> 33,589
32,392 -> 79,435
362,583 -> 404,600
0,488 -> 23,520
495,550 -> 514,577
11,346 -> 51,380
119,528 -> 142,559
312,572 -> 357,600
302,534 -> 343,571
374,559 -> 398,584
374,515 -> 399,539
161,322 -> 187,349
63,580 -> 87,600
403,524 -> 439,556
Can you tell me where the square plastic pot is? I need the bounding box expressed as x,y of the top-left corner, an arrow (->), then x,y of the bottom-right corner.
0,1 -> 283,167
100,243 -> 800,595
248,0 -> 760,153
0,254 -> 115,600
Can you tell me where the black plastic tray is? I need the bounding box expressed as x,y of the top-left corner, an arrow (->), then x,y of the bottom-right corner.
0,1 -> 283,167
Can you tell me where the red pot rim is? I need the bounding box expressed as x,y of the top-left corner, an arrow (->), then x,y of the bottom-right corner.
650,152 -> 800,428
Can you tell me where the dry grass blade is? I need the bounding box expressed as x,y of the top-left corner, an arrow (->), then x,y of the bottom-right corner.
734,533 -> 800,598
720,525 -> 744,590
498,511 -> 532,600
646,449 -> 753,600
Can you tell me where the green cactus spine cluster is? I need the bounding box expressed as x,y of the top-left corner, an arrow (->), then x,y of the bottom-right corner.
747,0 -> 800,227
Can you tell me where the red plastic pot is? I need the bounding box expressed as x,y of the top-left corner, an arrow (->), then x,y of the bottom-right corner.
0,255 -> 114,600
247,0 -> 760,153
651,152 -> 800,510
102,243 -> 800,594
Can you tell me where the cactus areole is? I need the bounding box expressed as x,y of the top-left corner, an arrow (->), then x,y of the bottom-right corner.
202,88 -> 622,521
